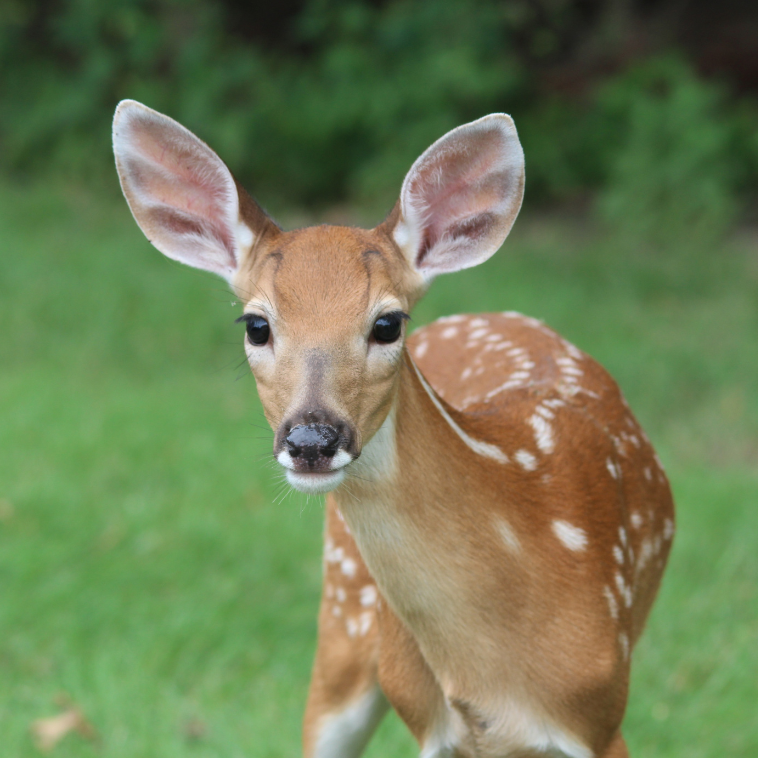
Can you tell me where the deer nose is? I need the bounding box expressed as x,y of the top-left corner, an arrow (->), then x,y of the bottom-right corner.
285,424 -> 340,462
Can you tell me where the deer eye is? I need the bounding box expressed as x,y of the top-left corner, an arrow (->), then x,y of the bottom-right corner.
236,314 -> 270,345
372,312 -> 404,344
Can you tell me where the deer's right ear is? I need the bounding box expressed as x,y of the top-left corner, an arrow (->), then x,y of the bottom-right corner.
113,100 -> 276,282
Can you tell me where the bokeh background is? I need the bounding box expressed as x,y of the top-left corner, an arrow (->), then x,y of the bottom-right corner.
1,1 -> 757,755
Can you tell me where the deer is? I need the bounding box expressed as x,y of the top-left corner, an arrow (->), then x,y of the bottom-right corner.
112,99 -> 675,758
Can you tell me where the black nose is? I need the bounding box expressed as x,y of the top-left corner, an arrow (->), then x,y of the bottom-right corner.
285,424 -> 340,462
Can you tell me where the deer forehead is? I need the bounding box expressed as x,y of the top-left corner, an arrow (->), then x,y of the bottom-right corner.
236,224 -> 416,331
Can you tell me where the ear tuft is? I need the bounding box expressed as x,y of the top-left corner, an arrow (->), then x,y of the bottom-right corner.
392,114 -> 525,279
113,100 -> 257,281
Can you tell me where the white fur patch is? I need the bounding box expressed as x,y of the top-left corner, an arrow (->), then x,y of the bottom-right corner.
312,686 -> 388,758
515,449 -> 538,471
603,585 -> 619,620
663,518 -> 675,540
412,359 -> 509,464
360,585 -> 378,607
494,517 -> 521,553
552,520 -> 588,552
529,414 -> 555,454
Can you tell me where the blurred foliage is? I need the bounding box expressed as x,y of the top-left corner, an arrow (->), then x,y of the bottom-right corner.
2,0 -> 758,233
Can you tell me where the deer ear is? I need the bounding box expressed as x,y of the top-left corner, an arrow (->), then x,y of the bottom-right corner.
113,100 -> 275,281
389,114 -> 524,280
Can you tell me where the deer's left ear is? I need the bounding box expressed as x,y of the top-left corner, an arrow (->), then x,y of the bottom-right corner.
387,114 -> 524,280
113,100 -> 276,282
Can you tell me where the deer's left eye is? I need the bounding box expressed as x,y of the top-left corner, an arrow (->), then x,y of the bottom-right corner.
373,313 -> 404,344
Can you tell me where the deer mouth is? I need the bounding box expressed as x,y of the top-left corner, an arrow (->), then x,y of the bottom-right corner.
281,467 -> 349,494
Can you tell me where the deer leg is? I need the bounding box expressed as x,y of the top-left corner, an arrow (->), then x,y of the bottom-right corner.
599,732 -> 629,758
303,499 -> 389,758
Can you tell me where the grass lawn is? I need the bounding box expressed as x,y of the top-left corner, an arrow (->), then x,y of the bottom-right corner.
0,178 -> 756,756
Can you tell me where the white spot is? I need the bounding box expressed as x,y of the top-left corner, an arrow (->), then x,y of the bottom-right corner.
441,326 -> 458,339
615,572 -> 633,607
603,585 -> 619,620
469,317 -> 489,328
566,343 -> 583,359
510,371 -> 531,381
506,347 -> 526,357
630,511 -> 643,529
485,333 -> 503,342
663,518 -> 675,540
341,558 -> 357,578
619,632 -> 630,660
494,517 -> 521,552
613,545 -> 624,565
535,405 -> 554,420
414,341 -> 429,359
606,458 -> 620,479
552,520 -> 588,552
637,539 -> 654,572
336,587 -> 347,603
460,367 -> 473,381
644,467 -> 652,481
529,414 -> 555,454
493,342 -> 512,351
411,359 -> 509,464
469,328 -> 489,340
346,617 -> 359,638
325,544 -> 344,564
618,526 -> 627,547
331,605 -> 342,617
359,611 -> 373,636
542,398 -> 565,409
515,449 -> 538,471
360,585 -> 377,607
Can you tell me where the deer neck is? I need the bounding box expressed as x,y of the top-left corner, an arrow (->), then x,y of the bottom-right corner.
331,351 -> 504,632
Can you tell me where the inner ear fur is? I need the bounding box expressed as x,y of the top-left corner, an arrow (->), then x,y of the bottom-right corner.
112,99 -> 278,282
387,114 -> 525,280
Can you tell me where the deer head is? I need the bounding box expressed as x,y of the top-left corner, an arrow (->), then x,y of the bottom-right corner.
113,100 -> 524,494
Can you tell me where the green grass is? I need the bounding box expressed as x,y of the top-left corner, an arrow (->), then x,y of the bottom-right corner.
0,178 -> 756,756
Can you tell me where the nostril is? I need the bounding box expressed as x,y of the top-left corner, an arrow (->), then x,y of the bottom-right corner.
286,437 -> 301,458
320,426 -> 339,456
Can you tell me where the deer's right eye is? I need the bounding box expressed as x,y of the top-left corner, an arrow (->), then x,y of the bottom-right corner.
236,314 -> 270,345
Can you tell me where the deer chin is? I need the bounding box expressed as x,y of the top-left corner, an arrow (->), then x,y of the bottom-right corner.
285,469 -> 347,494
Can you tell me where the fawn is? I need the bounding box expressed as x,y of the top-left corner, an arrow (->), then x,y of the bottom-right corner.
113,100 -> 674,758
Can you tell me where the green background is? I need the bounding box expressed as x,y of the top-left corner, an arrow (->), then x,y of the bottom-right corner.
1,0 -> 757,754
